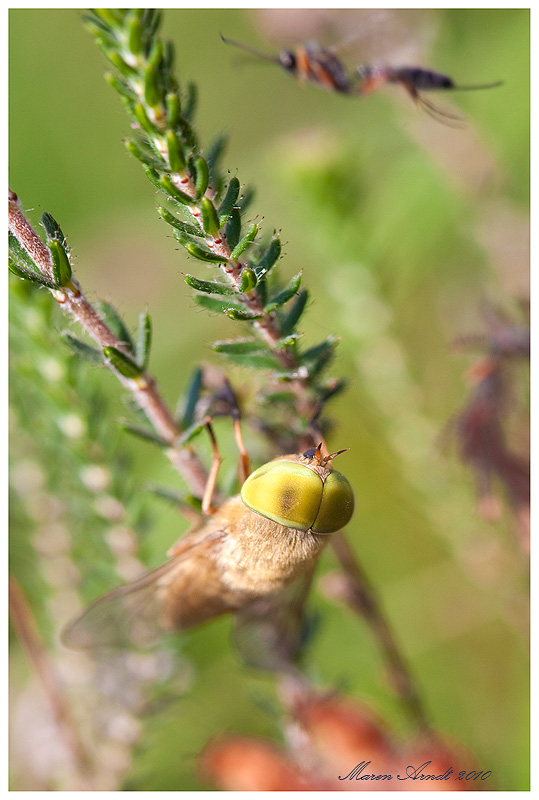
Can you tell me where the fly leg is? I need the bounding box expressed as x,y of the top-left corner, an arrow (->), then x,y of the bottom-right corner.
233,417 -> 251,483
201,418 -> 222,516
166,419 -> 221,555
417,94 -> 467,127
217,376 -> 251,482
400,80 -> 466,127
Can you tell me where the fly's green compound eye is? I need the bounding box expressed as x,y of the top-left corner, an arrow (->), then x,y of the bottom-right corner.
240,460 -> 354,533
309,470 -> 354,533
241,461 -> 322,531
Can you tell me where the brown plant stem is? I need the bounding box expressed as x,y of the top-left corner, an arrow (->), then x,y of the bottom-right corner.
327,530 -> 434,737
9,577 -> 93,780
8,194 -> 209,498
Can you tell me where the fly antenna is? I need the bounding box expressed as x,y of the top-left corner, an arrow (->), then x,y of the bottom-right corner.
322,447 -> 349,467
220,34 -> 281,65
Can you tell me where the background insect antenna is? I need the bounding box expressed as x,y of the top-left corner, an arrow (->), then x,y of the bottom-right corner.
220,34 -> 281,65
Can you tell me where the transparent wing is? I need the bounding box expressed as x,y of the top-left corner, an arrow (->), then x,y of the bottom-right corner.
61,530 -> 224,651
233,567 -> 317,671
329,9 -> 430,63
257,9 -> 424,63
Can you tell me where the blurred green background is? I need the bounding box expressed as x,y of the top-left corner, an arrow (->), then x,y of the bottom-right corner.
10,8 -> 529,791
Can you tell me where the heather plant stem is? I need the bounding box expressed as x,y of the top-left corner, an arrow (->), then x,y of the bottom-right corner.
9,577 -> 93,782
122,75 -> 297,370
82,9 -> 345,450
329,531 -> 434,736
8,195 -> 209,498
177,182 -> 297,366
162,170 -> 302,379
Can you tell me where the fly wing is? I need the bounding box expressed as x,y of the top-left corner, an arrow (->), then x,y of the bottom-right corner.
61,530 -> 225,651
232,567 -> 317,670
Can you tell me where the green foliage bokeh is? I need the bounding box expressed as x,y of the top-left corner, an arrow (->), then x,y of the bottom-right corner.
10,8 -> 529,790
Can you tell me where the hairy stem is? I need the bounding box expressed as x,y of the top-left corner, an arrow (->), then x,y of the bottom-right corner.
9,194 -> 209,498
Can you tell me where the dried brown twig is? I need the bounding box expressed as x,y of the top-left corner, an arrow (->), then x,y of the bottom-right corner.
324,531 -> 434,736
9,578 -> 93,783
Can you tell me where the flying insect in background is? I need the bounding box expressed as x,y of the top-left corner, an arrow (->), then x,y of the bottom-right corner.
221,34 -> 502,125
62,431 -> 355,671
221,34 -> 351,94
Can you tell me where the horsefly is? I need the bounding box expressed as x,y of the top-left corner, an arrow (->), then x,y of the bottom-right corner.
62,426 -> 354,671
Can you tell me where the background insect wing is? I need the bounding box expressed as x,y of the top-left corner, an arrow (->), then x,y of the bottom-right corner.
315,48 -> 350,92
